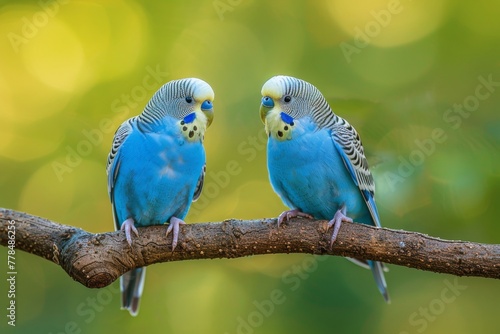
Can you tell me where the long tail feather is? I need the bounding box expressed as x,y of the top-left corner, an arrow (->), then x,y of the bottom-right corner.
121,267 -> 146,316
369,260 -> 390,303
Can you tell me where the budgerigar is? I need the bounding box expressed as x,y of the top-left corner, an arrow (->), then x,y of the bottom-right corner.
259,75 -> 389,302
106,78 -> 215,316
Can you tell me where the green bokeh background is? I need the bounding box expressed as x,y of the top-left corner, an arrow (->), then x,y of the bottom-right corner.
1,0 -> 499,333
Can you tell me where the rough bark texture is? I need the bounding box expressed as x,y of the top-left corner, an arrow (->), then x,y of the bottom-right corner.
1,208 -> 499,288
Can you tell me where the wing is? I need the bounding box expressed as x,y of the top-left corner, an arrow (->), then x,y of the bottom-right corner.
192,164 -> 206,202
106,118 -> 136,230
330,121 -> 381,227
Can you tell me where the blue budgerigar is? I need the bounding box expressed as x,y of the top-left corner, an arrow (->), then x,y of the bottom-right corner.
106,78 -> 215,316
260,75 -> 389,302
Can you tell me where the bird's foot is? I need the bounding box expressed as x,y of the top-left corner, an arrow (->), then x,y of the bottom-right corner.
166,217 -> 186,251
327,206 -> 353,248
121,218 -> 139,246
277,209 -> 313,228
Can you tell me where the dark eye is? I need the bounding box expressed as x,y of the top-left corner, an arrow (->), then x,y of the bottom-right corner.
284,95 -> 292,103
185,96 -> 193,103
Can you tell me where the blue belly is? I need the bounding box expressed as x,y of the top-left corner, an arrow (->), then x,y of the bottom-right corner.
267,127 -> 373,225
113,129 -> 205,227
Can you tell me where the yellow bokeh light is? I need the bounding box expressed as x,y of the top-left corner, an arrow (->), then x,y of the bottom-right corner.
0,71 -> 65,160
60,0 -> 148,81
0,8 -> 74,123
328,0 -> 448,48
0,74 -> 16,132
22,19 -> 85,92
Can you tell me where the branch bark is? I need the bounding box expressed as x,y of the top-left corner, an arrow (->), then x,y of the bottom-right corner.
1,208 -> 499,288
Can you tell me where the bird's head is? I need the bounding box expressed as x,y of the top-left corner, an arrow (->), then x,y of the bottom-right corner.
260,75 -> 323,140
145,78 -> 214,141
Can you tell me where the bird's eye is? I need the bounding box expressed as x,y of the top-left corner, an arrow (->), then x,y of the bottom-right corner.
185,96 -> 193,103
262,96 -> 274,108
201,100 -> 212,110
284,96 -> 292,103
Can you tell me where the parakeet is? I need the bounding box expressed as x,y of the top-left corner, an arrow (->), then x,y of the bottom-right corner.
259,75 -> 389,302
106,78 -> 215,316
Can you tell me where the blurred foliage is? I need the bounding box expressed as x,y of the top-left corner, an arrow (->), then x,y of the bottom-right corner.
1,0 -> 500,333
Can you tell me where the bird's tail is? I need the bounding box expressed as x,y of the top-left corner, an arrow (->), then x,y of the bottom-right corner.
121,267 -> 146,316
369,260 -> 390,303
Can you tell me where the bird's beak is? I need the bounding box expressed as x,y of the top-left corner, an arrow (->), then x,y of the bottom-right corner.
260,104 -> 269,124
202,108 -> 213,128
260,96 -> 275,124
201,99 -> 214,128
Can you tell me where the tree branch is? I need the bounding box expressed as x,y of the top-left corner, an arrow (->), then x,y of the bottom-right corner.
1,208 -> 499,288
